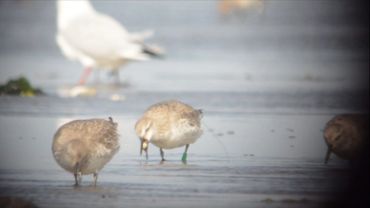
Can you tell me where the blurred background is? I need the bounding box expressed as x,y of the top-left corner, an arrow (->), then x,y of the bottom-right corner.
0,0 -> 369,207
0,0 -> 368,95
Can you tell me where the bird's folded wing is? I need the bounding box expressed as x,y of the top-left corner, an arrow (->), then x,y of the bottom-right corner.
60,13 -> 143,59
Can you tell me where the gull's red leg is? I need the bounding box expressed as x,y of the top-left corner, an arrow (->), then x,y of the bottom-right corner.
78,67 -> 92,85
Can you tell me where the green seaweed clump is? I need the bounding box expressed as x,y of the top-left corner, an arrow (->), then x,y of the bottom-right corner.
0,77 -> 43,96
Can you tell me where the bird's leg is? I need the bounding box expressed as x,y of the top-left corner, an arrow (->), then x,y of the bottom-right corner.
181,144 -> 190,164
93,172 -> 98,186
78,67 -> 92,85
74,173 -> 79,186
74,163 -> 82,186
324,146 -> 331,164
110,70 -> 120,86
160,148 -> 165,162
115,70 -> 120,85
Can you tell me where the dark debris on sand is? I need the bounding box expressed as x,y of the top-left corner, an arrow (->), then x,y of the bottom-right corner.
0,76 -> 43,96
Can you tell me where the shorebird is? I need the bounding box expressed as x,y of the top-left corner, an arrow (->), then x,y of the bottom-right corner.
323,114 -> 368,164
135,100 -> 203,164
218,0 -> 264,17
56,0 -> 163,85
52,117 -> 120,186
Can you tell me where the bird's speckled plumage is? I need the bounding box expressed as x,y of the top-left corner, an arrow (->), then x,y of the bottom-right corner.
52,117 -> 119,185
323,114 -> 368,164
135,100 -> 203,162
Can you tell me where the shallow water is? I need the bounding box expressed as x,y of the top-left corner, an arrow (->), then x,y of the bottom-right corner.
0,114 -> 352,208
0,0 -> 368,207
0,156 -> 349,208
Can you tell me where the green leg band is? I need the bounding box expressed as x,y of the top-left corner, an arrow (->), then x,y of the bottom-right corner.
181,152 -> 187,163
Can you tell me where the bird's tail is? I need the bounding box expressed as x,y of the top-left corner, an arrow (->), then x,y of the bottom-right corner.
119,42 -> 165,61
142,44 -> 165,58
128,30 -> 165,58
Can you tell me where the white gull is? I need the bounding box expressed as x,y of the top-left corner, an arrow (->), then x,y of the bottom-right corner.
56,0 -> 163,84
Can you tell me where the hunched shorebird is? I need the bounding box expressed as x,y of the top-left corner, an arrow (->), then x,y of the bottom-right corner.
52,117 -> 120,186
56,0 -> 163,85
323,114 -> 368,164
135,100 -> 203,164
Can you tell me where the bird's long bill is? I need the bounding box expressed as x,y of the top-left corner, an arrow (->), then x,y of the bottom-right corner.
140,139 -> 149,160
324,146 -> 331,164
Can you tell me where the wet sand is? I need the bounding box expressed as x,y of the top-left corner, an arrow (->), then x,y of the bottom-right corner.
0,156 -> 350,208
0,113 -> 354,208
0,0 -> 368,207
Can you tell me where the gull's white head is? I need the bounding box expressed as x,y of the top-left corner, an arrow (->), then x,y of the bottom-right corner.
57,0 -> 95,30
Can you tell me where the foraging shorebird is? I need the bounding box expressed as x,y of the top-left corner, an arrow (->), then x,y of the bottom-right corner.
135,100 -> 203,164
56,0 -> 163,85
52,117 -> 119,186
323,114 -> 368,164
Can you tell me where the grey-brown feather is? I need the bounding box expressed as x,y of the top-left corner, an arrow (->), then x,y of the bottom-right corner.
52,118 -> 119,176
54,119 -> 119,150
324,114 -> 368,161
